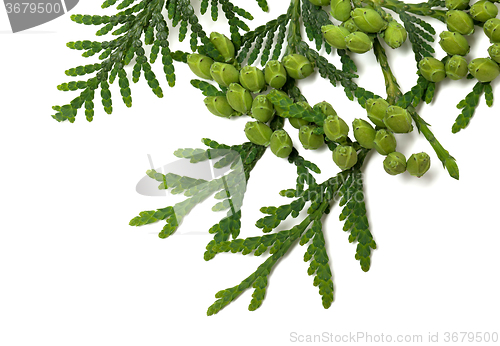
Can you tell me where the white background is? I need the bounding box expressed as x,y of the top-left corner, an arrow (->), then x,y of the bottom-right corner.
1,1 -> 499,345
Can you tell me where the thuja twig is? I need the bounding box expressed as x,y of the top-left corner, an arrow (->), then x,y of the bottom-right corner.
373,39 -> 459,180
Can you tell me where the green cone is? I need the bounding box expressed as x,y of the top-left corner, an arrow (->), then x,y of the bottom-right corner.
239,66 -> 265,92
468,58 -> 500,83
345,32 -> 373,53
365,98 -> 389,128
187,54 -> 213,80
227,83 -> 253,114
373,129 -> 397,155
332,145 -> 358,170
290,118 -> 309,129
314,101 -> 337,116
324,115 -> 349,143
270,130 -> 293,158
484,18 -> 500,43
445,55 -> 468,80
210,62 -> 239,87
381,20 -> 407,49
209,32 -> 235,62
264,60 -> 287,89
351,7 -> 387,33
445,0 -> 469,10
384,105 -> 413,133
439,31 -> 470,56
446,10 -> 474,35
204,96 -> 236,118
352,119 -> 376,149
488,43 -> 500,63
383,152 -> 407,175
342,18 -> 360,33
282,54 -> 314,79
470,0 -> 498,22
407,152 -> 431,177
418,57 -> 446,83
330,0 -> 352,22
251,95 -> 274,123
299,125 -> 324,150
321,25 -> 350,49
244,121 -> 273,146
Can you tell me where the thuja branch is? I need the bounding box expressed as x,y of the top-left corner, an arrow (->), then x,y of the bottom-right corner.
284,0 -> 302,55
373,39 -> 459,180
375,0 -> 447,22
207,199 -> 331,315
373,39 -> 402,105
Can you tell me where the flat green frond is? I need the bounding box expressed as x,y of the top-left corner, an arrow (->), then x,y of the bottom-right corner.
452,82 -> 485,133
206,167 -> 345,314
301,220 -> 334,308
297,41 -> 359,101
266,89 -> 326,126
288,148 -> 321,174
484,83 -> 494,107
301,0 -> 333,53
396,75 -> 430,108
190,79 -> 225,96
65,63 -> 102,77
399,12 -> 435,63
102,0 -> 118,9
197,0 -> 254,50
424,82 -> 435,104
129,206 -> 175,226
202,138 -> 231,150
116,0 -> 136,10
339,49 -> 357,74
272,22 -> 288,61
255,0 -> 268,12
338,169 -> 376,272
55,0 -> 234,121
207,210 -> 325,315
237,13 -> 290,64
118,68 -> 132,107
209,229 -> 292,257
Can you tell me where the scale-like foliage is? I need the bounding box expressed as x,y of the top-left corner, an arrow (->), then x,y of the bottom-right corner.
452,82 -> 486,133
396,75 -> 433,108
130,138 -> 265,240
296,42 -> 375,103
485,83 -> 494,108
52,0 -> 261,122
399,12 -> 436,63
267,89 -> 326,126
205,145 -> 373,314
301,0 -> 333,53
206,166 -> 336,315
190,79 -> 225,96
54,0 -> 481,316
376,0 -> 444,63
301,220 -> 334,308
199,0 -> 253,49
338,167 -> 376,272
237,11 -> 291,65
